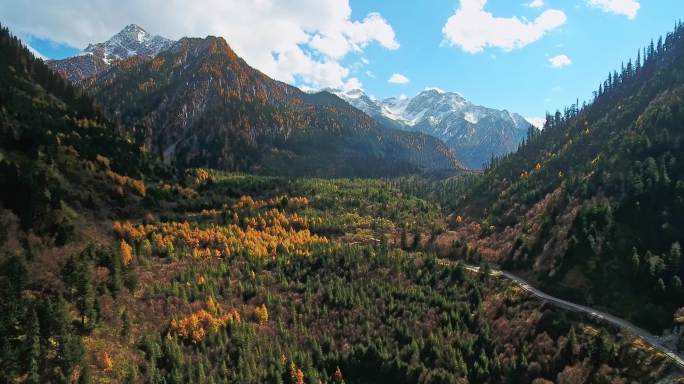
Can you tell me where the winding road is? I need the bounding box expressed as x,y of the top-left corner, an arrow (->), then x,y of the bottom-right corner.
441,260 -> 684,371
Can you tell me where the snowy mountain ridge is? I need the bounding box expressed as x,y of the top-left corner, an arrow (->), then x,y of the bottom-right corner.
47,24 -> 174,82
329,88 -> 536,169
82,24 -> 173,64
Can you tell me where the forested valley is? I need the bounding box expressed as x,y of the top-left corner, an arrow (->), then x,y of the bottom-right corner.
1,17 -> 684,384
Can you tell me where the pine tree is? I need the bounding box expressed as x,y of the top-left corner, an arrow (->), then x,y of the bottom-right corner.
668,242 -> 681,274
75,262 -> 97,330
649,39 -> 656,58
631,247 -> 640,276
657,278 -> 667,294
26,309 -> 41,384
657,36 -> 664,54
671,276 -> 682,298
62,255 -> 79,300
109,250 -> 123,298
607,72 -> 613,90
482,263 -> 492,281
78,364 -> 91,384
591,329 -> 614,363
400,224 -> 408,250
59,334 -> 84,379
562,326 -> 579,363
412,228 -> 421,250
121,309 -> 130,339
6,254 -> 27,298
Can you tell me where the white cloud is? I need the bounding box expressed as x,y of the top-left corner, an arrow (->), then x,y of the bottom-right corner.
343,77 -> 363,91
587,0 -> 640,19
388,73 -> 410,84
0,0 -> 399,91
442,0 -> 566,53
526,117 -> 546,129
549,54 -> 572,68
527,0 -> 544,8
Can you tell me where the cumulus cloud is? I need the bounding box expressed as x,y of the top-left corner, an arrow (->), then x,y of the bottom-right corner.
343,77 -> 363,91
442,0 -> 566,53
549,54 -> 572,68
0,0 -> 398,90
388,73 -> 410,84
587,0 -> 640,19
527,0 -> 545,8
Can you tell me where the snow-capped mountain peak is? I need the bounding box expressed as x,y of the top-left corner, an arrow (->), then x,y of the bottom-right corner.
48,25 -> 175,83
330,88 -> 535,169
423,86 -> 446,94
82,24 -> 173,64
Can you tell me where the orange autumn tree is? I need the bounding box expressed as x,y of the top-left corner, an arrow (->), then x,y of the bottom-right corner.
254,304 -> 268,324
170,309 -> 240,344
289,362 -> 304,384
206,296 -> 218,313
111,201 -> 328,261
120,239 -> 134,266
97,351 -> 113,371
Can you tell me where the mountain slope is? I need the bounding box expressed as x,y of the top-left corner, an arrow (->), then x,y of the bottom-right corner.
47,24 -> 173,83
0,26 -> 174,234
450,24 -> 684,333
332,88 -> 535,169
84,35 -> 462,177
0,24 -> 179,382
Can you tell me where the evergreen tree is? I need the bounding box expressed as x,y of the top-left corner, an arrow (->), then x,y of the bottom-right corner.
412,228 -> 421,250
631,247 -> 640,276
671,276 -> 682,299
121,309 -> 130,339
590,329 -> 613,363
78,364 -> 91,384
26,309 -> 41,384
649,39 -> 656,58
400,224 -> 408,250
58,334 -> 84,379
562,326 -> 579,364
109,250 -> 124,298
75,262 -> 97,330
4,254 -> 27,298
667,242 -> 681,274
657,278 -> 667,294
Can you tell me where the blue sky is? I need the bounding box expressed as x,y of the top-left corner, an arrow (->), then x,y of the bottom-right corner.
344,0 -> 683,121
10,0 -> 684,122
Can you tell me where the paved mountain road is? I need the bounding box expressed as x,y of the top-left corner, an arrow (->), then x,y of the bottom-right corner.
439,260 -> 684,371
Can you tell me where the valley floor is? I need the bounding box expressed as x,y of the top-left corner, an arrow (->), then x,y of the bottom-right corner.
3,172 -> 682,383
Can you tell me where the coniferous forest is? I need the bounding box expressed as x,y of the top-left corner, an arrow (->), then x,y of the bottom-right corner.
1,10 -> 684,384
